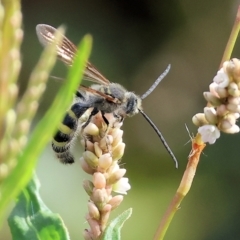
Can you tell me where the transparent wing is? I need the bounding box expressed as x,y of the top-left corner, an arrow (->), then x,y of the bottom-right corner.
36,24 -> 110,85
79,86 -> 121,104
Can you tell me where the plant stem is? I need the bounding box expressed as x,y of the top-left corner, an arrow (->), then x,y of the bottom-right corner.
153,134 -> 205,240
220,5 -> 240,68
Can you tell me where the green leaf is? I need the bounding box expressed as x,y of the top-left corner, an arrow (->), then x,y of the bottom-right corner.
102,208 -> 132,240
8,174 -> 70,240
0,34 -> 92,222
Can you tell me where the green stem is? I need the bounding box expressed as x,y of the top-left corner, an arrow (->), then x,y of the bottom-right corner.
153,193 -> 183,240
220,5 -> 240,68
153,135 -> 205,240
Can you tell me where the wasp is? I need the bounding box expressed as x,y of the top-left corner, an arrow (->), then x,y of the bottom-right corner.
36,24 -> 178,168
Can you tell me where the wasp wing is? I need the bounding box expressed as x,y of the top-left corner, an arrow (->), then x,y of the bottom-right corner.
80,86 -> 121,104
36,24 -> 110,85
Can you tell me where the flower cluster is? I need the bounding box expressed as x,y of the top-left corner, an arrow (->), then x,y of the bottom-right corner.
193,58 -> 240,144
80,112 -> 130,240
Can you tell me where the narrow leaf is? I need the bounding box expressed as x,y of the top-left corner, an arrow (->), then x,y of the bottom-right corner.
102,208 -> 132,240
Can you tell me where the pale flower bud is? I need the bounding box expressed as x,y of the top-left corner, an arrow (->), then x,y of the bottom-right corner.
86,214 -> 101,238
83,122 -> 99,135
101,203 -> 112,213
226,103 -> 240,113
83,180 -> 94,196
209,82 -> 219,97
213,68 -> 230,88
216,104 -> 228,116
204,107 -> 218,124
112,177 -> 131,195
98,153 -> 112,171
215,86 -> 228,98
100,206 -> 111,229
233,113 -> 240,119
222,60 -> 230,71
92,189 -> 108,206
111,129 -> 123,147
228,82 -> 240,97
108,168 -> 126,185
93,172 -> 106,189
107,135 -> 113,145
108,195 -> 124,210
225,58 -> 240,82
83,151 -> 99,168
219,120 -> 234,130
198,125 -> 220,144
107,162 -> 119,174
112,142 -> 125,161
228,96 -> 240,105
111,128 -> 123,139
88,202 -> 100,220
93,142 -> 102,158
221,124 -> 240,134
225,113 -> 238,124
83,229 -> 93,240
80,157 -> 95,174
203,92 -> 222,106
218,113 -> 238,132
85,140 -> 94,152
192,113 -> 208,126
99,136 -> 113,150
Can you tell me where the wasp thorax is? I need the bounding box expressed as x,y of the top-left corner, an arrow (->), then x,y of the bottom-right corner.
108,83 -> 126,102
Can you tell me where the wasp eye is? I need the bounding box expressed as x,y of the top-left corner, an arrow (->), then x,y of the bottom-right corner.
125,95 -> 139,116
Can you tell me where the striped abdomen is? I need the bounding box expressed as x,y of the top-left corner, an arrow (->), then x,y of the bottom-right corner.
52,95 -> 90,164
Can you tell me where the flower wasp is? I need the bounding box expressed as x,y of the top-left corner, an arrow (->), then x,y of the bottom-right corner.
36,24 -> 178,168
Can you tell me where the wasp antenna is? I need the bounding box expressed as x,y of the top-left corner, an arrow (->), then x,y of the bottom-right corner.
141,64 -> 171,100
184,123 -> 193,146
185,123 -> 194,140
138,108 -> 178,168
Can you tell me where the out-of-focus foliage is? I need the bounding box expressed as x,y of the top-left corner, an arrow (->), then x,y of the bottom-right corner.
1,1 -> 240,240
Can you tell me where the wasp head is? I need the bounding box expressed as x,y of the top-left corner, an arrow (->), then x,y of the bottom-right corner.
119,92 -> 142,117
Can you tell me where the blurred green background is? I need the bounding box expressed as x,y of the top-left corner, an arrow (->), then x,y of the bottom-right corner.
2,0 -> 240,239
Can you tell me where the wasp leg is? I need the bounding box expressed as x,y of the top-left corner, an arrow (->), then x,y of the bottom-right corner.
82,107 -> 99,129
79,107 -> 99,151
99,111 -> 114,153
52,102 -> 90,164
113,112 -> 124,123
101,111 -> 109,125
